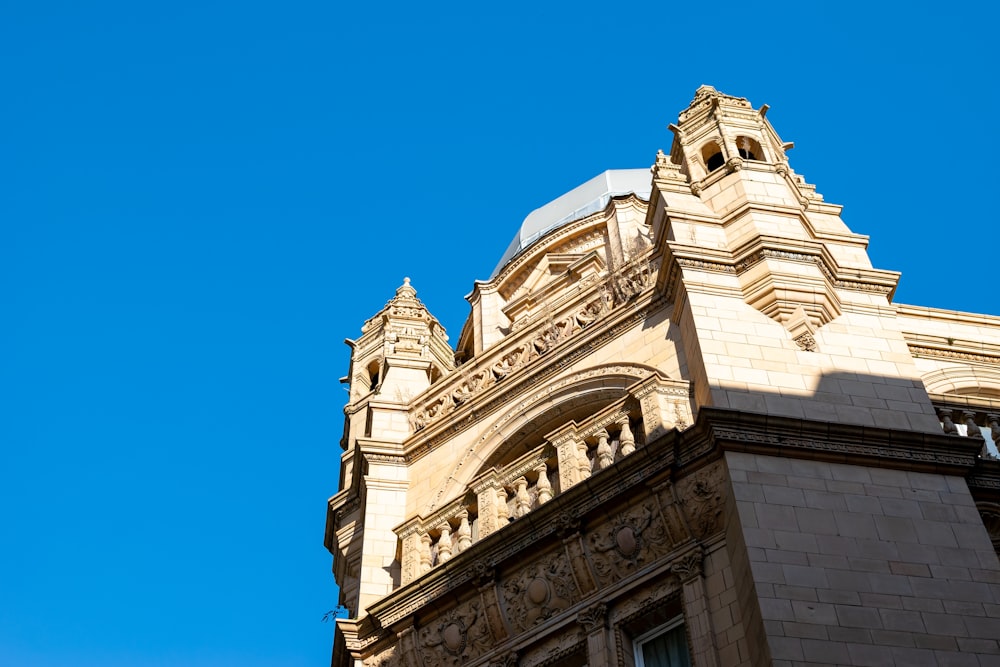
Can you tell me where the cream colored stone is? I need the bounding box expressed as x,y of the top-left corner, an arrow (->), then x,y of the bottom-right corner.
324,86 -> 1000,667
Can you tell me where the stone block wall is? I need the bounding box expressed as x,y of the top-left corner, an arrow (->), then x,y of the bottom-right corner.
726,451 -> 1000,666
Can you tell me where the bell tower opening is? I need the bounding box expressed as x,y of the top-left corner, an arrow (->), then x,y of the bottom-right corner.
701,140 -> 724,172
736,135 -> 763,161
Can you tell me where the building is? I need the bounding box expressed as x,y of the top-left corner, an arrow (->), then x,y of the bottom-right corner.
324,86 -> 1000,667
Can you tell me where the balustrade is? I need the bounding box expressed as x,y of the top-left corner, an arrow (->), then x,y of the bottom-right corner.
936,406 -> 1000,459
397,410 -> 646,585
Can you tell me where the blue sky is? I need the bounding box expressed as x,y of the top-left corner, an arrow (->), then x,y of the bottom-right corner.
1,1 -> 996,666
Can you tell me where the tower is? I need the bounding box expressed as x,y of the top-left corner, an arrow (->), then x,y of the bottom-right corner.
325,88 -> 1000,667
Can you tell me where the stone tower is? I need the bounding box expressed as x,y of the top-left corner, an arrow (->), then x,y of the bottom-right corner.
325,87 -> 1000,667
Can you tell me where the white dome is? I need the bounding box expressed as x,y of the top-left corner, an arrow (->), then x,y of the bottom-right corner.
492,169 -> 651,277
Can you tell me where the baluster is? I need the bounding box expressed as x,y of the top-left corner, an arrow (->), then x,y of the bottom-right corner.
496,487 -> 510,524
595,429 -> 614,470
987,414 -> 1000,460
940,410 -> 958,435
619,417 -> 635,456
577,439 -> 592,480
456,510 -> 472,552
964,411 -> 984,439
536,463 -> 553,504
513,477 -> 531,518
437,523 -> 453,563
419,531 -> 432,573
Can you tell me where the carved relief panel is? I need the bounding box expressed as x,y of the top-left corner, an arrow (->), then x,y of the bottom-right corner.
500,549 -> 581,634
417,598 -> 494,667
585,503 -> 673,586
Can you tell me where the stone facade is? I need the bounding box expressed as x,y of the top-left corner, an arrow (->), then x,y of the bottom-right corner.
324,86 -> 1000,666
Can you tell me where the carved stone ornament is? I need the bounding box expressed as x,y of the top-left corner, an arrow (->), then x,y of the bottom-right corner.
501,552 -> 579,633
586,503 -> 670,585
418,599 -> 492,666
576,602 -> 607,633
670,551 -> 704,582
490,651 -> 519,667
553,510 -> 580,538
471,559 -> 496,588
363,647 -> 399,667
676,462 -> 725,539
793,331 -> 818,352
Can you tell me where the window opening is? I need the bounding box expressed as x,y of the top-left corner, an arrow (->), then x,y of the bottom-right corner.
701,140 -> 724,173
634,616 -> 691,667
736,135 -> 763,161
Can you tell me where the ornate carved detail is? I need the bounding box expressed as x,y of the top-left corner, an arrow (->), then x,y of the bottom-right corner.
471,560 -> 496,588
653,149 -> 686,182
576,602 -> 607,633
490,651 -> 519,667
364,453 -> 408,465
793,331 -> 818,352
500,551 -> 579,633
553,511 -> 580,538
675,257 -> 736,274
363,646 -> 399,667
427,363 -> 655,511
671,550 -> 704,582
909,344 -> 1000,366
411,254 -> 660,437
417,599 -> 492,666
520,630 -> 585,667
586,503 -> 671,585
676,463 -> 726,539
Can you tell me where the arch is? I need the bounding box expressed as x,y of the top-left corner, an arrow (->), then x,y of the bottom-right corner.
735,135 -> 764,161
424,363 -> 659,513
700,140 -> 725,173
921,366 -> 1000,399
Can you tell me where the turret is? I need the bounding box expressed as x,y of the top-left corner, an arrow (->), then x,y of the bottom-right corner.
327,278 -> 453,618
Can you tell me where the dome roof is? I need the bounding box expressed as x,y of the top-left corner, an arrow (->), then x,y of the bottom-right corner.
491,169 -> 652,277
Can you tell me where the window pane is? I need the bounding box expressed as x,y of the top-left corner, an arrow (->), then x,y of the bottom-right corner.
641,623 -> 691,667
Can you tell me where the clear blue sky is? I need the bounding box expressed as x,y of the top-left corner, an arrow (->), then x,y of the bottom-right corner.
1,1 -> 995,665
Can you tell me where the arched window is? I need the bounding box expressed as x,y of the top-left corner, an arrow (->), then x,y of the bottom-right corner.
736,135 -> 764,161
701,140 -> 724,172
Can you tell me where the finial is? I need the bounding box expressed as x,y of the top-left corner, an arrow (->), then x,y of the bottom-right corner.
395,277 -> 417,299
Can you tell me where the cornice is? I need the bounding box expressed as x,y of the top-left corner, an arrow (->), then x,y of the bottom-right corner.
896,304 -> 1000,330
661,236 -> 899,301
908,343 -> 1000,366
701,407 -> 981,474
